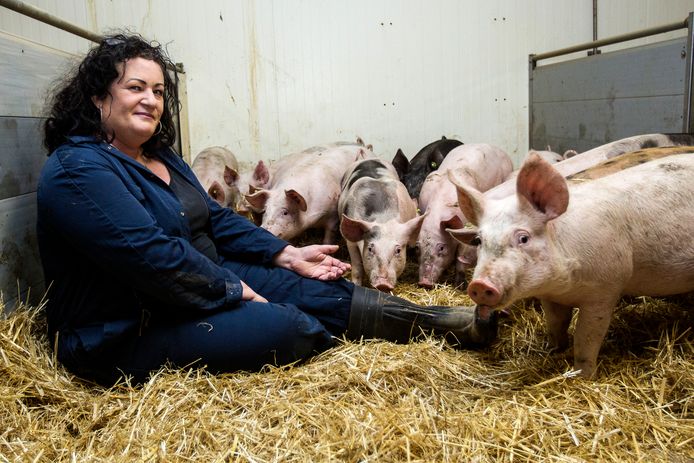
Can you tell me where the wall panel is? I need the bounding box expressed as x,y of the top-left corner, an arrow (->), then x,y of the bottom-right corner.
1,0 -> 692,167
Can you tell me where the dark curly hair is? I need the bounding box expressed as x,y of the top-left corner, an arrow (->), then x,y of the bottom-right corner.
44,32 -> 179,155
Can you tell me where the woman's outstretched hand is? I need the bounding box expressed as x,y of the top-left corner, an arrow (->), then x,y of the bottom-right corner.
273,244 -> 351,280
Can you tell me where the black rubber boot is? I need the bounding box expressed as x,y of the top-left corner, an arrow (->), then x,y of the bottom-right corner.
345,286 -> 498,348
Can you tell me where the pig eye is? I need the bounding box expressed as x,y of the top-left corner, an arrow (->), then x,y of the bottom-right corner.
470,236 -> 481,246
516,232 -> 530,245
394,245 -> 402,256
414,243 -> 421,255
281,208 -> 289,216
430,161 -> 438,168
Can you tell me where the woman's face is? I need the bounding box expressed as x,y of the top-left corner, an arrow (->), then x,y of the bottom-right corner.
93,57 -> 165,155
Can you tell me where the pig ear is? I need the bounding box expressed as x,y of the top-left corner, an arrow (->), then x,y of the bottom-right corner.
340,214 -> 372,242
446,227 -> 479,246
440,214 -> 464,231
285,189 -> 307,212
244,189 -> 269,212
253,160 -> 270,186
516,152 -> 569,221
207,180 -> 226,204
447,170 -> 485,226
392,149 -> 409,179
224,166 -> 239,186
403,213 -> 427,246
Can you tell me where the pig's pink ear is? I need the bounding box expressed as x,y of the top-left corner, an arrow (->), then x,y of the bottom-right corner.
517,152 -> 569,221
224,166 -> 239,186
446,227 -> 479,246
285,189 -> 307,212
340,214 -> 371,242
253,160 -> 270,185
244,189 -> 269,212
403,213 -> 427,246
447,171 -> 485,226
208,181 -> 226,204
440,214 -> 464,231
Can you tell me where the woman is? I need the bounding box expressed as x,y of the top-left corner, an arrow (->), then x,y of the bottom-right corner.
38,33 -> 496,386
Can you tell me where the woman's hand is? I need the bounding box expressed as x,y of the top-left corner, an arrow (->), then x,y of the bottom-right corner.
273,244 -> 351,281
241,281 -> 268,303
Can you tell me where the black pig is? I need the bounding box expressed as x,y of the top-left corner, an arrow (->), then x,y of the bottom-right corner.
392,136 -> 463,199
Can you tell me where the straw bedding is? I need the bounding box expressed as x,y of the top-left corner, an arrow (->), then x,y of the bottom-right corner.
1,263 -> 693,462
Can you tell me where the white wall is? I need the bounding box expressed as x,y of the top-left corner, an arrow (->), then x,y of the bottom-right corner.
2,0 -> 693,167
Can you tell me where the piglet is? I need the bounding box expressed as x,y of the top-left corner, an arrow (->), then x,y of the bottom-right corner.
339,159 -> 425,291
416,143 -> 513,288
191,146 -> 240,208
485,133 -> 694,200
245,142 -> 373,243
448,152 -> 694,378
392,136 -> 463,199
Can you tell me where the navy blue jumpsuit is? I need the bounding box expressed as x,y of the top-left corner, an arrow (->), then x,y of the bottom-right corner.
37,136 -> 354,385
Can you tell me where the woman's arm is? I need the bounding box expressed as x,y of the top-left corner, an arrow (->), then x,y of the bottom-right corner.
39,147 -> 244,310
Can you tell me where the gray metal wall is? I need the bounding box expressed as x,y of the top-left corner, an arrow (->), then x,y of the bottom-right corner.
0,32 -> 76,311
530,32 -> 694,155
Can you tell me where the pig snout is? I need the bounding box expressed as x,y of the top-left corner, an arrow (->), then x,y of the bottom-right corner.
467,278 -> 501,306
418,278 -> 434,289
373,277 -> 395,292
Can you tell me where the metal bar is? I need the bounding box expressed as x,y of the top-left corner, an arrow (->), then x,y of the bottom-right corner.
0,0 -> 184,73
0,0 -> 103,43
683,12 -> 694,133
591,0 -> 598,55
527,54 -> 534,153
531,16 -> 688,65
1,0 -> 188,149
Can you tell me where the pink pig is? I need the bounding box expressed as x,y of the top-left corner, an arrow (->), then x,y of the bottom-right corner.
245,142 -> 373,243
339,159 -> 425,291
448,152 -> 694,378
192,146 -> 270,215
416,144 -> 513,288
191,146 -> 240,208
485,133 -> 694,200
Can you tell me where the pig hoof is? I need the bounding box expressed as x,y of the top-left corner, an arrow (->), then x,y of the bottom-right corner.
547,340 -> 570,353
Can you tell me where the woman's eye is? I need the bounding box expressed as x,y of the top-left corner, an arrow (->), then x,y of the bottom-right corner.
154,89 -> 164,97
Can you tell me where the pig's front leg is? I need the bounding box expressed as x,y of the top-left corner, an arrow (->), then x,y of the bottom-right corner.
322,215 -> 339,244
541,300 -> 573,352
572,301 -> 617,378
346,241 -> 365,286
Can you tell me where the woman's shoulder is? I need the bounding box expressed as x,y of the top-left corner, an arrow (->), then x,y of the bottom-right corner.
50,136 -> 110,163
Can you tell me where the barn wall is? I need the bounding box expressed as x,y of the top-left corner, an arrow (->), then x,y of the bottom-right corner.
3,1 -> 694,166
0,31 -> 77,310
4,1 -> 691,168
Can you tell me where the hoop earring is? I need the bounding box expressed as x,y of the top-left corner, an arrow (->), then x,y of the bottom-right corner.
155,121 -> 162,135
